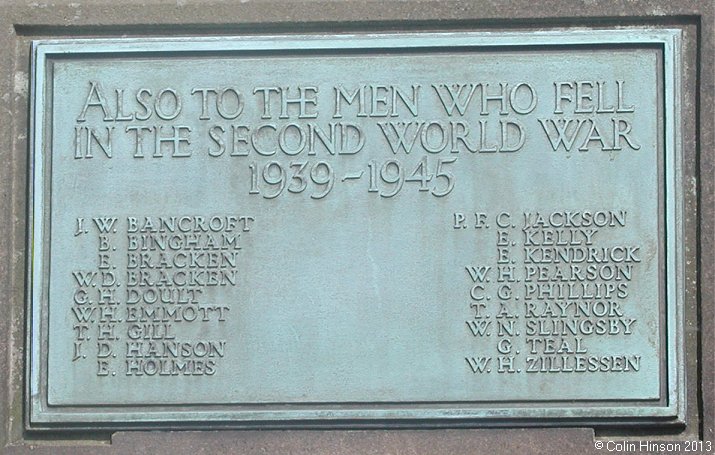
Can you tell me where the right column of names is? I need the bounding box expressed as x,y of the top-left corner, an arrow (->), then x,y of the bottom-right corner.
464,209 -> 643,376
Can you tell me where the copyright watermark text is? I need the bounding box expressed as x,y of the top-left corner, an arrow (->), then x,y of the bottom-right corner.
594,440 -> 712,453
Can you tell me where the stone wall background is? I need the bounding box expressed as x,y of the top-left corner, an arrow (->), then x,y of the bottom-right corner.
0,1 -> 711,453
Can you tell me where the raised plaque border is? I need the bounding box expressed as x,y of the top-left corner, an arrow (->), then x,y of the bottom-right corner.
26,29 -> 685,430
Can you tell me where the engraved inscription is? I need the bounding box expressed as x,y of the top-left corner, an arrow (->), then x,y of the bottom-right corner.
70,215 -> 254,378
33,35 -> 674,420
462,210 -> 642,375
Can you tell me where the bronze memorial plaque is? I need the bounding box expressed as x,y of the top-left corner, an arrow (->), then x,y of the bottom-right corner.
27,30 -> 685,429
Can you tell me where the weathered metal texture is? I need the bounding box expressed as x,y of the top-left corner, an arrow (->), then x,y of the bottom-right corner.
0,0 -> 710,453
27,31 -> 683,429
